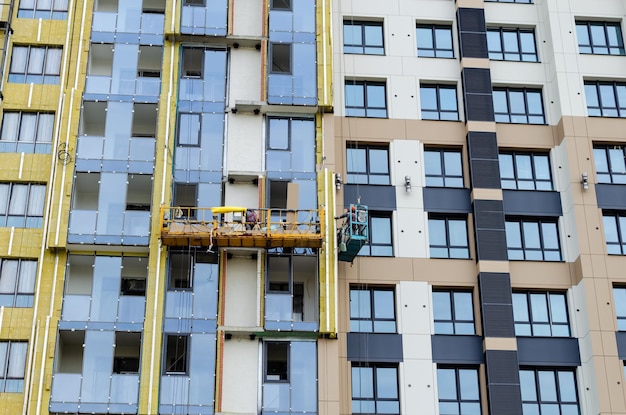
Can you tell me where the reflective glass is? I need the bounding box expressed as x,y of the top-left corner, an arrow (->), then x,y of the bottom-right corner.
520,370 -> 537,400
290,342 -> 317,412
433,291 -> 452,321
376,367 -> 398,399
189,334 -> 216,406
538,371 -> 557,401
437,368 -> 457,400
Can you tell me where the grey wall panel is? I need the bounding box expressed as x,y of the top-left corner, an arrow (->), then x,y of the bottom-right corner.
467,132 -> 498,160
474,200 -> 505,230
462,68 -> 492,94
470,160 -> 501,189
423,187 -> 472,213
457,8 -> 488,59
488,384 -> 523,415
479,272 -> 512,304
475,229 -> 508,261
347,333 -> 403,362
482,304 -> 515,338
431,335 -> 484,364
343,185 -> 396,210
617,331 -> 626,359
486,350 -> 520,383
459,33 -> 488,59
479,273 -> 515,338
464,94 -> 495,122
503,190 -> 562,216
596,184 -> 626,209
517,337 -> 581,366
457,8 -> 486,32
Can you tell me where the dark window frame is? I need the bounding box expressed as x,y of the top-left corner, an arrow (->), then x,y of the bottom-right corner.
613,286 -> 626,331
0,182 -> 46,228
181,48 -> 204,78
584,81 -> 626,118
487,27 -> 538,62
345,80 -> 388,118
183,0 -> 206,6
576,20 -> 625,55
352,363 -> 400,415
520,368 -> 580,415
432,290 -> 475,335
594,144 -> 626,183
416,24 -> 454,58
513,291 -> 571,337
358,211 -> 394,257
0,341 -> 28,392
344,20 -> 385,55
0,258 -> 37,308
493,87 -> 545,124
176,112 -> 201,147
163,334 -> 189,374
602,211 -> 626,255
436,366 -> 481,415
505,217 -> 562,261
424,147 -> 464,188
428,214 -> 470,259
265,341 -> 290,383
420,84 -> 459,121
270,0 -> 292,10
8,45 -> 62,85
346,144 -> 391,185
18,0 -> 68,19
349,286 -> 397,333
499,151 -> 553,191
0,111 -> 55,153
270,42 -> 292,74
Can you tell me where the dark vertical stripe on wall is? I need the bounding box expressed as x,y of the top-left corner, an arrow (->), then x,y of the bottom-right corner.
485,350 -> 523,415
462,68 -> 494,122
479,272 -> 515,337
457,8 -> 488,59
474,200 -> 507,261
467,132 -> 500,189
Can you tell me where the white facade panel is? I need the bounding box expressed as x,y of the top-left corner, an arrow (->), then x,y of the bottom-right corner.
221,339 -> 260,414
228,49 -> 261,106
226,114 -> 263,174
398,281 -> 432,335
401,360 -> 437,415
223,257 -> 260,328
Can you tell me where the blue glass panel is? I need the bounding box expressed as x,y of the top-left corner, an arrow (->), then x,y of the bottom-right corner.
192,262 -> 218,319
96,173 -> 127,236
160,375 -> 190,406
62,295 -> 90,321
91,256 -> 120,322
189,334 -> 216,405
68,210 -> 97,236
104,102 -> 132,160
263,383 -> 290,411
118,296 -> 145,323
165,291 -> 193,318
117,0 -> 141,34
76,136 -> 105,159
123,211 -> 150,237
92,12 -> 117,33
129,137 -> 155,162
266,293 -> 292,322
50,373 -> 81,403
141,13 -> 164,35
291,342 -> 317,412
110,374 -> 139,404
111,44 -> 138,96
81,331 -> 114,404
85,75 -> 111,94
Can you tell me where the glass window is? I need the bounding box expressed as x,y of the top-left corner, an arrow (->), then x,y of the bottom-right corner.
428,215 -> 470,259
344,21 -> 384,55
352,364 -> 399,415
602,211 -> 626,254
487,28 -> 538,62
493,87 -> 545,124
0,259 -> 36,308
594,144 -> 626,183
177,113 -> 200,146
0,183 -> 46,228
346,144 -> 390,185
417,24 -> 453,58
424,148 -> 464,188
576,21 -> 625,55
9,46 -> 62,84
270,43 -> 291,74
163,334 -> 188,373
499,151 -> 553,190
433,290 -> 475,335
0,112 -> 54,153
270,0 -> 291,10
613,286 -> 626,331
345,81 -> 387,118
505,218 -> 561,261
18,0 -> 68,19
350,287 -> 396,333
513,291 -> 570,337
520,368 -> 579,415
584,81 -> 626,118
265,342 -> 289,381
357,212 -> 393,257
420,84 -> 459,121
437,367 -> 481,415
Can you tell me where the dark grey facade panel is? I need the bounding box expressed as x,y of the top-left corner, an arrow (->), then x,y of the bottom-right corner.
343,185 -> 396,211
431,335 -> 484,364
459,33 -> 489,59
469,159 -> 501,189
479,272 -> 512,305
617,331 -> 626,359
457,8 -> 487,32
474,199 -> 504,213
482,304 -> 515,338
346,333 -> 403,362
467,131 -> 498,160
503,190 -> 563,216
475,229 -> 508,261
596,184 -> 626,210
474,209 -> 506,230
423,187 -> 472,213
486,350 -> 521,383
464,94 -> 495,122
488,384 -> 523,415
517,337 -> 581,366
462,68 -> 492,94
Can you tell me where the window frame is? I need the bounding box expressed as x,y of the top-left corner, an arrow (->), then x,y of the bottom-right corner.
493,87 -> 545,124
8,45 -> 62,84
613,286 -> 626,331
416,24 -> 454,58
270,0 -> 291,10
512,291 -> 571,337
0,183 -> 46,228
349,286 -> 397,333
520,368 -> 580,415
436,366 -> 481,415
505,217 -> 562,261
424,147 -> 464,188
0,258 -> 37,308
594,144 -> 626,183
345,80 -> 388,118
358,211 -> 394,257
344,20 -> 385,55
0,341 -> 28,393
432,290 -> 475,335
499,151 -> 553,191
352,363 -> 400,415
163,334 -> 189,374
420,84 -> 459,121
346,144 -> 390,185
270,42 -> 292,74
576,20 -> 625,55
428,215 -> 470,259
602,211 -> 626,255
484,0 -> 533,3
264,341 -> 290,382
584,81 -> 626,118
176,112 -> 201,147
0,111 -> 55,154
487,27 -> 538,62
17,0 -> 68,19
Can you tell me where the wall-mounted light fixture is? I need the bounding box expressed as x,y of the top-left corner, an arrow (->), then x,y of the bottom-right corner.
335,174 -> 342,191
405,175 -> 412,193
581,172 -> 588,190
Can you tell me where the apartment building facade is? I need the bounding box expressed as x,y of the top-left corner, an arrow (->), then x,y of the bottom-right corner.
0,0 -> 625,414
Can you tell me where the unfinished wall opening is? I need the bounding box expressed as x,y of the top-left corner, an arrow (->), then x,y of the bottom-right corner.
80,102 -> 106,136
72,173 -> 99,210
137,46 -> 162,78
173,183 -> 197,218
268,181 -> 288,209
113,332 -> 141,374
120,257 -> 147,296
182,48 -> 203,78
265,342 -> 288,381
268,256 -> 289,293
55,331 -> 85,373
66,255 -> 94,296
143,0 -> 166,13
88,43 -> 113,76
131,104 -> 157,137
271,43 -> 291,74
94,0 -> 117,12
126,175 -> 152,211
169,252 -> 192,289
164,334 -> 188,373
